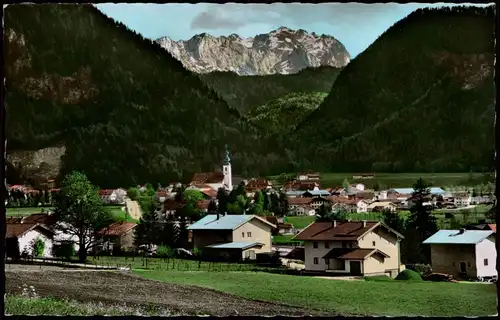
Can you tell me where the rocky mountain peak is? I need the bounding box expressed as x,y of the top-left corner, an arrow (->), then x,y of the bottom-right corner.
156,27 -> 350,75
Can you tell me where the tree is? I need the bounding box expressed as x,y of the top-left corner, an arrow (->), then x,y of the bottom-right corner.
405,178 -> 438,264
316,204 -> 333,221
183,189 -> 204,202
216,188 -> 229,214
134,199 -> 162,254
249,190 -> 264,215
52,172 -> 114,262
207,199 -> 218,213
342,178 -> 350,191
159,216 -> 180,247
127,187 -> 140,201
382,209 -> 405,234
144,183 -> 156,197
176,216 -> 189,248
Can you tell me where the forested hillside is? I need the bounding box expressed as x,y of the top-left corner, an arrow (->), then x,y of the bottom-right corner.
199,66 -> 340,114
292,6 -> 495,173
249,92 -> 328,136
4,4 -> 286,187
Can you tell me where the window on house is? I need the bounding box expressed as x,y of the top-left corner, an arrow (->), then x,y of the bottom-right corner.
247,232 -> 252,237
313,257 -> 319,264
325,242 -> 330,249
313,242 -> 318,248
467,262 -> 471,267
484,259 -> 489,266
372,241 -> 376,246
242,232 -> 245,238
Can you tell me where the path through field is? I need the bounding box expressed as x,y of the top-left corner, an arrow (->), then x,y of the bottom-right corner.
6,267 -> 324,316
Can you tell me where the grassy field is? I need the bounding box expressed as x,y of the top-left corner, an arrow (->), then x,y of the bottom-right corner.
136,270 -> 497,316
6,296 -> 167,316
6,205 -> 137,222
272,234 -> 302,245
7,268 -> 308,316
270,172 -> 493,188
284,215 -> 315,228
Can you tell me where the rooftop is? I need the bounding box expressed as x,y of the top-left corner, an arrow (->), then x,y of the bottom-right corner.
423,230 -> 494,245
205,241 -> 263,250
187,214 -> 275,230
294,221 -> 379,241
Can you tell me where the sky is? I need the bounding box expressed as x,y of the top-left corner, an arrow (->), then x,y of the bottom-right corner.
96,3 -> 493,58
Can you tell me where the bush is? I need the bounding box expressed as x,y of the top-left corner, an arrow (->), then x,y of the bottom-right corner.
364,275 -> 393,281
52,242 -> 76,260
156,245 -> 174,259
395,269 -> 423,281
32,237 -> 45,257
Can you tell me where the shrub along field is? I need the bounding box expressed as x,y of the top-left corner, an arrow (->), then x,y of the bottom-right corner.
136,270 -> 497,317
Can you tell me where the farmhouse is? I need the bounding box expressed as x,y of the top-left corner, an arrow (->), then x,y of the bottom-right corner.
367,201 -> 397,212
296,172 -> 320,181
294,220 -> 404,277
356,200 -> 371,213
302,190 -> 331,198
99,188 -> 127,204
187,214 -> 276,261
97,221 -> 137,254
453,193 -> 472,207
6,223 -> 54,258
423,229 -> 497,280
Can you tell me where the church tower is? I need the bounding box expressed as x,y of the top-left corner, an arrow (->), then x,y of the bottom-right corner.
222,144 -> 233,191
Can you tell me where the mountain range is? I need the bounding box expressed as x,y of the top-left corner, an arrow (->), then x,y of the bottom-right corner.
157,27 -> 350,75
4,4 -> 495,188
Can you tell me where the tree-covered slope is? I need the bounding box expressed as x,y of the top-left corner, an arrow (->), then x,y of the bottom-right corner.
199,66 -> 340,113
292,6 -> 495,173
4,4 -> 282,187
248,92 -> 328,136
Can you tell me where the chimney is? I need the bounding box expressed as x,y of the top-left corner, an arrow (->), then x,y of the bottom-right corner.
332,220 -> 337,227
458,228 -> 465,235
362,220 -> 367,228
216,213 -> 220,220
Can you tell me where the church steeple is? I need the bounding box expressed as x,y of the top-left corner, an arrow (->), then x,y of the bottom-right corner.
223,144 -> 231,165
222,144 -> 233,191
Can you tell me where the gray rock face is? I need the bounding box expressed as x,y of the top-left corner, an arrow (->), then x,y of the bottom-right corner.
156,26 -> 350,75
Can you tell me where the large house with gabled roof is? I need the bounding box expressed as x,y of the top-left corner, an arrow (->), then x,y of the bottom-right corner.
294,220 -> 404,277
187,214 -> 276,261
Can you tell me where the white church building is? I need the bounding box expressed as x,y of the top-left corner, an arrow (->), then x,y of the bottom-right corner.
188,145 -> 235,192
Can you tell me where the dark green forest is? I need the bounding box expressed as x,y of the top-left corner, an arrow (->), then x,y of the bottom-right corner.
199,67 -> 340,114
292,5 -> 495,173
4,4 -> 496,188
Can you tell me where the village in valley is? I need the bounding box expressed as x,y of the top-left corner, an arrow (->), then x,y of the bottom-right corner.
3,3 -> 497,318
6,146 -> 497,284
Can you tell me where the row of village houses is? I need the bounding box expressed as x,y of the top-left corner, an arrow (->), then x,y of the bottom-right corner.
5,210 -> 497,281
9,172 -> 493,217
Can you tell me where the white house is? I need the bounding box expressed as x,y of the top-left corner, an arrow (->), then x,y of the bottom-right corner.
357,200 -> 371,213
454,194 -> 472,207
6,223 -> 54,258
423,229 -> 497,280
294,220 -> 404,277
293,205 -> 316,216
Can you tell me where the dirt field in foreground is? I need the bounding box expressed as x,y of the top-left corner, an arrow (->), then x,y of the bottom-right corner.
6,267 -> 322,316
